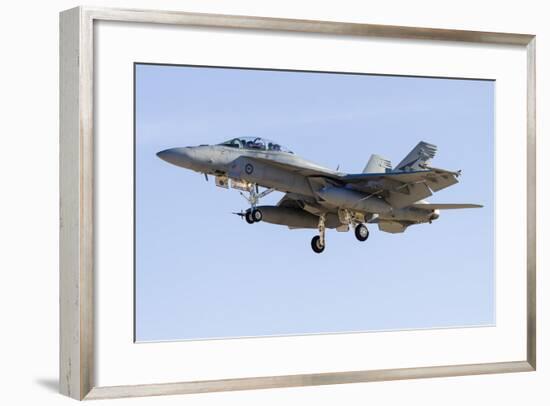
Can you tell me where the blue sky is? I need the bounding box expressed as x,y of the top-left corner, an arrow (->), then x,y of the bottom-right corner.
134,64 -> 495,342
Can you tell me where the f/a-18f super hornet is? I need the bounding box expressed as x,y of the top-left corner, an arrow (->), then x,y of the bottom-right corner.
157,137 -> 482,253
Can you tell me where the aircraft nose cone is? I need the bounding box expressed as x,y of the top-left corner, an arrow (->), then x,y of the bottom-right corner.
156,147 -> 195,168
156,149 -> 171,161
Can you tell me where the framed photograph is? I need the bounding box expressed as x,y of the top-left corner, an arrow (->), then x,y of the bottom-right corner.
59,6 -> 536,400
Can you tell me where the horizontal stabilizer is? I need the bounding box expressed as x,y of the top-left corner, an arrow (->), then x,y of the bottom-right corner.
410,203 -> 483,210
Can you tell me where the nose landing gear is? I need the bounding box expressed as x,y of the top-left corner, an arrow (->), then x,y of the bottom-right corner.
245,208 -> 263,224
238,183 -> 273,224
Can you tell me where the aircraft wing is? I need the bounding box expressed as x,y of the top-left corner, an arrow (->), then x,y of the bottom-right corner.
341,168 -> 461,209
342,168 -> 460,191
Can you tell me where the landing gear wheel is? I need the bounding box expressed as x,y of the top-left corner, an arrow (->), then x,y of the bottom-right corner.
355,224 -> 369,241
245,211 -> 255,224
252,208 -> 262,222
311,235 -> 325,253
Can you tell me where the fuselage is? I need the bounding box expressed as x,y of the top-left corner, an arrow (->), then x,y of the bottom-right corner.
157,144 -> 337,198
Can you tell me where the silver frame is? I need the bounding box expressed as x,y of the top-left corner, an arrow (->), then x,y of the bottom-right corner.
59,6 -> 536,400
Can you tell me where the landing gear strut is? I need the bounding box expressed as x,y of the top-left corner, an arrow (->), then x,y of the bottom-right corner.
311,213 -> 326,253
338,209 -> 370,243
239,183 -> 273,224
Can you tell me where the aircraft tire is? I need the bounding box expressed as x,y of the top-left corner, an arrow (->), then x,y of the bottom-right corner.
355,224 -> 369,241
245,211 -> 255,224
311,236 -> 325,253
252,209 -> 263,222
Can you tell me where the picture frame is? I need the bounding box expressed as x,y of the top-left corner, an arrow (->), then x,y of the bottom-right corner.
59,6 -> 536,400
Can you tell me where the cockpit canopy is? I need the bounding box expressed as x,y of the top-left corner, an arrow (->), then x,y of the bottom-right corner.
219,137 -> 293,154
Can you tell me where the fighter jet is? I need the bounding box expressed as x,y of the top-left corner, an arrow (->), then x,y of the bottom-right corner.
157,137 -> 482,253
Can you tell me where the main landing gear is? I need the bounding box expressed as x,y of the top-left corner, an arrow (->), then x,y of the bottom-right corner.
311,214 -> 326,254
354,223 -> 370,241
310,213 -> 370,254
311,235 -> 325,253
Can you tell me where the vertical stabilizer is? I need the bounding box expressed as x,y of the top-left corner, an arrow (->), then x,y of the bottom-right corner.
395,141 -> 437,171
363,154 -> 392,173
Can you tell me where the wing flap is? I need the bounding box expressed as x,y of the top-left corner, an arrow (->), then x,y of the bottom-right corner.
387,182 -> 433,209
423,170 -> 459,192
